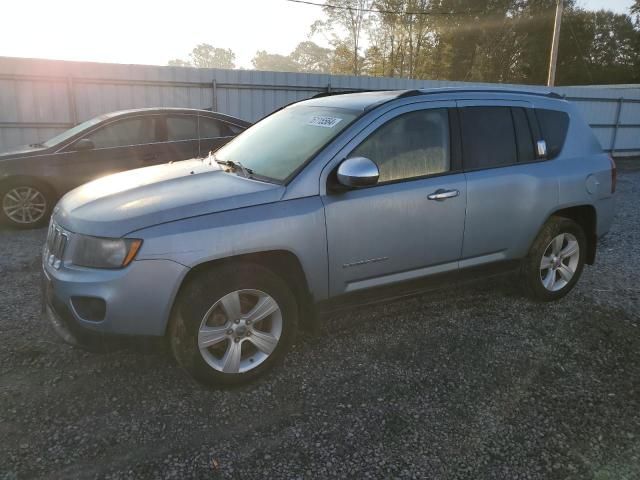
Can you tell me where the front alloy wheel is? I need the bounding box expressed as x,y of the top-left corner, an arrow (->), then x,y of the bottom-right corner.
2,186 -> 48,227
171,263 -> 298,386
198,289 -> 283,374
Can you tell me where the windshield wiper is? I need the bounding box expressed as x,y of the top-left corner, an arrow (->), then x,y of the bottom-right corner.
214,158 -> 253,178
29,143 -> 45,148
210,154 -> 279,184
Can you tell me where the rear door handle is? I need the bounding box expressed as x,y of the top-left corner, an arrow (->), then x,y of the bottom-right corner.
141,153 -> 158,162
427,189 -> 460,201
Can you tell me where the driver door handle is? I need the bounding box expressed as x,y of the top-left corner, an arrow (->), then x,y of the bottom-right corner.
141,153 -> 158,162
428,189 -> 460,201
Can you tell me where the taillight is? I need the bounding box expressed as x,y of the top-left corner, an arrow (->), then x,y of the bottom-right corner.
608,155 -> 617,193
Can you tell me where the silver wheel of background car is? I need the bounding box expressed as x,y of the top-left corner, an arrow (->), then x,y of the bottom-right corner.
197,289 -> 283,374
539,232 -> 580,292
2,186 -> 47,225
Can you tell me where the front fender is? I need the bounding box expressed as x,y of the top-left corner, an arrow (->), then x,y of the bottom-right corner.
131,197 -> 329,301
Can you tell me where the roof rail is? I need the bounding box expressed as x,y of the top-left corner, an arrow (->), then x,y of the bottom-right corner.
310,89 -> 376,99
408,87 -> 566,100
396,89 -> 424,98
312,86 -> 564,102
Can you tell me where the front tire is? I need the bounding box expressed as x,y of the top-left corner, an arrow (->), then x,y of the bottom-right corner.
521,216 -> 586,302
170,263 -> 298,386
1,179 -> 53,229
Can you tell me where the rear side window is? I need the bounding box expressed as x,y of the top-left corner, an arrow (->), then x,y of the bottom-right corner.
199,117 -> 235,139
536,109 -> 569,158
227,124 -> 244,135
166,116 -> 197,141
460,107 -> 517,170
511,108 -> 535,163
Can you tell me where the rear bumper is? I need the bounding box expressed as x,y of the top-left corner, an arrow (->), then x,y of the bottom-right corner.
596,196 -> 614,239
42,257 -> 189,339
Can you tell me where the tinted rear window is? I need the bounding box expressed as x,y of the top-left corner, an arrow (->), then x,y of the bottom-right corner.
536,109 -> 569,158
166,116 -> 197,141
199,117 -> 233,138
460,107 -> 517,170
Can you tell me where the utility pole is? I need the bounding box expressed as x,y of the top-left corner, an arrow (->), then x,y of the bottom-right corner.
547,0 -> 564,87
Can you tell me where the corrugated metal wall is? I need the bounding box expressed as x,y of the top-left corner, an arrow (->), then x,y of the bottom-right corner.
1,56 -> 639,155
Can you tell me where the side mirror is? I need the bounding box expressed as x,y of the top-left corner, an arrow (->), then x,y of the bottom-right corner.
536,139 -> 547,159
336,157 -> 379,188
73,138 -> 95,151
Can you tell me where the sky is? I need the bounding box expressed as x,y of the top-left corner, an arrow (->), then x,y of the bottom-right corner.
0,0 -> 636,69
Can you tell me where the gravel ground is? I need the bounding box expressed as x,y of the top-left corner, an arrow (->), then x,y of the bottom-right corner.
1,161 -> 639,480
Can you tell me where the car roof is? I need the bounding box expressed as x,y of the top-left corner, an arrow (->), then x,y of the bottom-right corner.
299,87 -> 566,112
300,90 -> 412,111
100,107 -> 251,126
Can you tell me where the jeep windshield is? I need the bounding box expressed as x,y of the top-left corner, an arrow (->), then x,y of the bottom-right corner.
214,105 -> 359,183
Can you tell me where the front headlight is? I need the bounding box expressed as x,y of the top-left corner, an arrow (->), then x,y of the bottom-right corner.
72,235 -> 142,269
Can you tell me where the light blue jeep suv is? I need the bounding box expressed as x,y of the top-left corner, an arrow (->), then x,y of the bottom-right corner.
42,88 -> 616,385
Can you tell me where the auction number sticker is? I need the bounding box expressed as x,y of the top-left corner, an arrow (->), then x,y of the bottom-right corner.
307,116 -> 343,128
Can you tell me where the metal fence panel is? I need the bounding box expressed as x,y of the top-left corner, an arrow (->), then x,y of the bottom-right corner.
620,102 -> 640,124
0,56 -> 638,155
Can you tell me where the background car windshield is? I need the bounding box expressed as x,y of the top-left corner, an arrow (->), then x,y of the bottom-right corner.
43,115 -> 109,147
214,106 -> 358,182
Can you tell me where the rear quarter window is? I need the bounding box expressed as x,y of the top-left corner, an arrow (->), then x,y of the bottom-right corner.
535,109 -> 569,158
199,117 -> 237,138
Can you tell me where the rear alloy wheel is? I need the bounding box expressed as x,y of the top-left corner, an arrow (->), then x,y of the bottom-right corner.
539,232 -> 581,292
1,184 -> 50,228
170,263 -> 298,386
522,216 -> 586,301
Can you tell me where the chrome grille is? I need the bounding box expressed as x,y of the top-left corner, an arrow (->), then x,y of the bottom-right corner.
46,222 -> 69,269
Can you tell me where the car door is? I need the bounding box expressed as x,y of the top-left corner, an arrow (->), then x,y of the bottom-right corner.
198,116 -> 242,156
457,101 -> 559,268
321,102 -> 467,296
162,114 -> 199,160
54,114 -> 164,191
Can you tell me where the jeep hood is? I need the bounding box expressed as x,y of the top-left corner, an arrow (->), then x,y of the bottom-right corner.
53,159 -> 285,237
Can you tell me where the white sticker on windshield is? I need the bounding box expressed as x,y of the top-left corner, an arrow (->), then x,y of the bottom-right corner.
307,115 -> 343,128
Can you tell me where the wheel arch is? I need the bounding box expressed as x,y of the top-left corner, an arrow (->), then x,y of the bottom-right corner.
548,205 -> 597,265
0,174 -> 59,198
167,249 -> 316,336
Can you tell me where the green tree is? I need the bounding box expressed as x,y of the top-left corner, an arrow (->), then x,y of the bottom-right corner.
358,0 -> 640,85
290,41 -> 333,73
330,41 -> 363,74
251,51 -> 300,72
189,44 -> 236,69
167,44 -> 236,69
313,0 -> 374,75
362,45 -> 386,76
250,42 -> 333,74
167,58 -> 192,67
560,9 -> 639,84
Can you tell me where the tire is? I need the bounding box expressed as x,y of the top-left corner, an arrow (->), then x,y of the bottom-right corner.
0,178 -> 53,229
170,263 -> 298,386
521,216 -> 587,302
